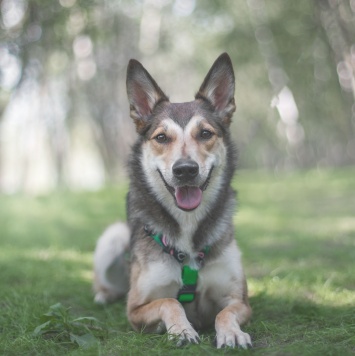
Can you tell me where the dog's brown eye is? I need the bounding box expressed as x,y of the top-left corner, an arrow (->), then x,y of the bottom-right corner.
155,134 -> 168,143
200,130 -> 213,140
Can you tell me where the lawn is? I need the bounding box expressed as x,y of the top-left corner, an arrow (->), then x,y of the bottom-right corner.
0,168 -> 354,355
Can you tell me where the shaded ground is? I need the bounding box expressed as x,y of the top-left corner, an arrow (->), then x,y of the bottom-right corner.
0,168 -> 354,355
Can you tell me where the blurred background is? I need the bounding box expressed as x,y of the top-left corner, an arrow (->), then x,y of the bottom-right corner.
0,0 -> 354,193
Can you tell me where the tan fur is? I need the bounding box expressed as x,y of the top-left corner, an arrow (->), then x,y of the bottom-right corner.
124,117 -> 251,347
125,236 -> 251,347
94,53 -> 252,349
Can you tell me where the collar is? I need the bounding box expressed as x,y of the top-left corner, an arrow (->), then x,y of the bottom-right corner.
144,225 -> 210,265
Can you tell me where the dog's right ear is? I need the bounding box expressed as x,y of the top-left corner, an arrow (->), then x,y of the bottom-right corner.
126,59 -> 169,134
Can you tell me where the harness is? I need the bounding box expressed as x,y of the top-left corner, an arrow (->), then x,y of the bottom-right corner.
144,225 -> 210,303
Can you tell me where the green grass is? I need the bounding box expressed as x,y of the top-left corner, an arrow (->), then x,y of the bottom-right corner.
0,168 -> 354,355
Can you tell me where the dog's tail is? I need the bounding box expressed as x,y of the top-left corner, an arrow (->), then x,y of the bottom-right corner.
93,222 -> 130,304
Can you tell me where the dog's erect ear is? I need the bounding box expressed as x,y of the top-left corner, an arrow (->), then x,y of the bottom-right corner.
126,59 -> 169,134
195,53 -> 236,126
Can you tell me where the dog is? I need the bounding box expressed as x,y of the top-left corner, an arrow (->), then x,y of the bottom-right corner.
93,53 -> 252,349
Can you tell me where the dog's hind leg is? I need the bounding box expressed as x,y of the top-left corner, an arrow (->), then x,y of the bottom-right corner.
93,222 -> 130,303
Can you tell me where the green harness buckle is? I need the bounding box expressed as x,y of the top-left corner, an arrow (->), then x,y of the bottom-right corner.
177,266 -> 198,303
145,226 -> 210,303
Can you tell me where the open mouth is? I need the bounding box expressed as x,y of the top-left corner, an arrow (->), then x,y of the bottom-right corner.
157,167 -> 213,211
175,186 -> 202,210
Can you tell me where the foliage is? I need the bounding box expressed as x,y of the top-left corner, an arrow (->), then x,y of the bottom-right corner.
33,303 -> 105,349
1,1 -> 355,192
0,169 -> 354,354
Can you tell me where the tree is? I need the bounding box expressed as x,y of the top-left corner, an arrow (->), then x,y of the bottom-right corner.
1,0 -> 354,192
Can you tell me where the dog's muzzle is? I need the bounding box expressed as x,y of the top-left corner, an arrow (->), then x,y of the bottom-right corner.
158,159 -> 213,212
171,159 -> 202,210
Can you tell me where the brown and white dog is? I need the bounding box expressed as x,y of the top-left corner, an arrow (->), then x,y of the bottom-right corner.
93,53 -> 252,348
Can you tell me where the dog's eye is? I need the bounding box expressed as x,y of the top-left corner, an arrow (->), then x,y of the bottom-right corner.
200,130 -> 213,140
155,133 -> 168,143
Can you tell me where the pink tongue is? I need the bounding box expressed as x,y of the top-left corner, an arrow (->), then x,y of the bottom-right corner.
175,186 -> 202,210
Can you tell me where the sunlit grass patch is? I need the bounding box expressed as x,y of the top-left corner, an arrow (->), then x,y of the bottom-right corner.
0,168 -> 354,355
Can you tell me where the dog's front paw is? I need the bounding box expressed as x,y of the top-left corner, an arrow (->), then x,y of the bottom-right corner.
167,324 -> 200,346
215,326 -> 252,349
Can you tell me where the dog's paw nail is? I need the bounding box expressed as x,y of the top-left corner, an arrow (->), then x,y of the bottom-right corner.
194,337 -> 200,344
176,339 -> 186,347
238,342 -> 252,350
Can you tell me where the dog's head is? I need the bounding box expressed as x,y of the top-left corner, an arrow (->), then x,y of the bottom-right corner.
126,53 -> 236,212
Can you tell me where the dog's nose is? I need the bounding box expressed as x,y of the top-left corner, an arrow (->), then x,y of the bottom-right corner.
172,159 -> 199,181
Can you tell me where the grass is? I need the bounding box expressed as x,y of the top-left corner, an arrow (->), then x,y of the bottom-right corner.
0,168 -> 354,355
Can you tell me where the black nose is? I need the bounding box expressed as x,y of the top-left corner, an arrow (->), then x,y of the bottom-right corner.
173,159 -> 199,181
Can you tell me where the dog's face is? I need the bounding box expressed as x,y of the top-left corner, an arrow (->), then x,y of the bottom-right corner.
127,53 -> 236,212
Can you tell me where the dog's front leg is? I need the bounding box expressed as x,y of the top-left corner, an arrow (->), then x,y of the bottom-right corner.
215,300 -> 252,349
128,298 -> 200,345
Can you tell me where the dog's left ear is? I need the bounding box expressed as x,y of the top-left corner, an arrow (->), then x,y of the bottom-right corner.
195,53 -> 236,126
126,59 -> 169,134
